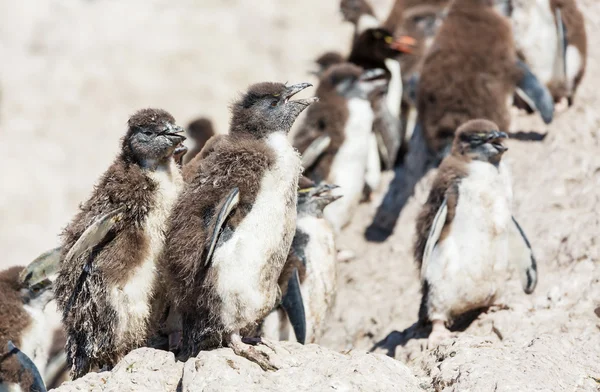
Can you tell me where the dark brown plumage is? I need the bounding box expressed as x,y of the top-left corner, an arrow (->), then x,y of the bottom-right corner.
54,108 -> 185,378
418,0 -> 521,154
182,117 -> 215,165
0,267 -> 35,391
160,82 -> 312,367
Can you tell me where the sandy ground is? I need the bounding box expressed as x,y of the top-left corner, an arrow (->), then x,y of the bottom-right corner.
1,0 -> 599,389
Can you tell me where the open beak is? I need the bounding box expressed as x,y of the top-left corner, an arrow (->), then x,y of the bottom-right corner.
161,125 -> 187,141
487,131 -> 508,153
389,35 -> 417,54
282,83 -> 319,106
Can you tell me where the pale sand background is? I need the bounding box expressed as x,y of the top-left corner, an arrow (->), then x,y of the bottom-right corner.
1,0 -> 599,384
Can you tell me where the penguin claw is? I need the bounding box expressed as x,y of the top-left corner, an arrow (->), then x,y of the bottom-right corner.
230,340 -> 278,371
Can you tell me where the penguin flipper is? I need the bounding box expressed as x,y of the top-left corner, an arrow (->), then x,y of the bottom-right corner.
509,217 -> 538,294
19,247 -> 62,288
555,7 -> 568,83
204,187 -> 240,266
64,206 -> 126,264
301,135 -> 331,170
515,60 -> 555,124
281,268 -> 307,344
421,197 -> 448,280
7,341 -> 47,392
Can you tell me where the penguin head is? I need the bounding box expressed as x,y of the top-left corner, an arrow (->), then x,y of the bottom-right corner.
354,28 -> 416,61
312,51 -> 345,77
340,0 -> 375,25
452,119 -> 508,164
20,278 -> 54,310
187,117 -> 215,145
230,82 -> 318,137
124,108 -> 186,166
297,182 -> 341,218
320,63 -> 387,100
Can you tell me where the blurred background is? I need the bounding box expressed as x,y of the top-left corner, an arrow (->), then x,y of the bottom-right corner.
0,0 -> 390,268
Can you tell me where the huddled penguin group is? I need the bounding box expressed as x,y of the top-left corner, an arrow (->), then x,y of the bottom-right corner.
0,0 -> 588,387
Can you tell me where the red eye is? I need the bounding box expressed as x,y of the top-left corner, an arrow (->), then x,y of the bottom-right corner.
271,101 -> 278,107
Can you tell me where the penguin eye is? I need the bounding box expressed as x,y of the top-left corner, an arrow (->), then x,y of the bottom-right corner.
271,101 -> 278,107
143,130 -> 153,136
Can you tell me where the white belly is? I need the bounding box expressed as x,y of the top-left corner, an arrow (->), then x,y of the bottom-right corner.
213,132 -> 301,331
511,0 -> 557,85
112,161 -> 183,345
566,45 -> 583,91
384,58 -> 402,119
424,161 -> 513,320
297,215 -> 337,343
325,98 -> 374,233
20,305 -> 53,377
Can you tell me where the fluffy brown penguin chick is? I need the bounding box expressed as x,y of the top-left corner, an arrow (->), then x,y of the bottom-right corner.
0,266 -> 54,392
54,108 -> 186,378
182,117 -> 215,165
365,0 -> 554,243
294,63 -> 385,233
415,119 -> 537,347
160,82 -> 316,371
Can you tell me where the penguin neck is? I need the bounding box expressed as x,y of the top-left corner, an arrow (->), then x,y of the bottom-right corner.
140,156 -> 174,172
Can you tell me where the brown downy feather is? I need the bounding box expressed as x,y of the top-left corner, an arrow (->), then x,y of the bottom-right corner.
159,133 -> 276,355
0,267 -> 35,391
54,108 -> 181,378
418,0 -> 520,154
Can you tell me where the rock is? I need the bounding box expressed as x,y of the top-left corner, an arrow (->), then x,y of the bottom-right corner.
52,342 -> 420,392
418,334 -> 600,391
53,348 -> 183,392
181,342 -> 420,392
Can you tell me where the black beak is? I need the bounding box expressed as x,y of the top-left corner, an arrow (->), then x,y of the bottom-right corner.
161,125 -> 187,141
282,83 -> 318,106
487,131 -> 508,152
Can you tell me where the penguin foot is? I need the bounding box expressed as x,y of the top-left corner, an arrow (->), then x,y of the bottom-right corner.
230,334 -> 278,371
427,320 -> 454,349
241,337 -> 277,353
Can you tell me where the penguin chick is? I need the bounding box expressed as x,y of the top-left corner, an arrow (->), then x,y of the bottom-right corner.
294,64 -> 385,233
312,52 -> 345,77
160,82 -> 315,371
182,117 -> 215,165
0,266 -> 54,392
54,108 -> 186,378
414,119 -> 537,347
365,0 -> 555,243
261,180 -> 340,344
496,0 -> 587,106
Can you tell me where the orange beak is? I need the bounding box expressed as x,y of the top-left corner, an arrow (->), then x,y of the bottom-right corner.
390,35 -> 417,54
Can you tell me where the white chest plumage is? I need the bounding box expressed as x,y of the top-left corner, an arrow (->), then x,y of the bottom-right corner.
213,132 -> 301,331
297,215 -> 337,343
112,160 -> 183,344
19,305 -> 52,377
325,98 -> 374,233
511,0 -> 557,85
424,161 -> 513,320
384,58 -> 402,119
